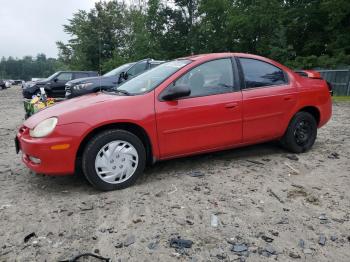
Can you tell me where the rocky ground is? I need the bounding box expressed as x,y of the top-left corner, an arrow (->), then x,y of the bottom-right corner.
0,86 -> 349,262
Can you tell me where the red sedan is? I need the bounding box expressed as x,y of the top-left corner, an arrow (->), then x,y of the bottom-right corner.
16,53 -> 332,190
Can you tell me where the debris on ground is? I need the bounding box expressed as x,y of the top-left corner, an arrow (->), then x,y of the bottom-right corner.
169,237 -> 193,249
328,152 -> 340,159
319,234 -> 326,246
284,162 -> 300,175
24,232 -> 37,243
267,187 -> 284,203
261,235 -> 274,243
211,214 -> 219,227
246,160 -> 264,165
188,171 -> 205,177
59,252 -> 110,262
123,235 -> 136,247
231,243 -> 248,253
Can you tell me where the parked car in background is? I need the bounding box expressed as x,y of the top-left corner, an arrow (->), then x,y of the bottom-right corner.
65,59 -> 164,99
22,71 -> 98,99
0,80 -> 5,89
16,53 -> 332,191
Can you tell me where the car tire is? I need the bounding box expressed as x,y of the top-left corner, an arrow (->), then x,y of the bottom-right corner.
82,129 -> 146,191
281,111 -> 317,153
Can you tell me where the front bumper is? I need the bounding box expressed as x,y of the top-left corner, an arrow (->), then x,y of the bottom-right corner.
16,124 -> 86,175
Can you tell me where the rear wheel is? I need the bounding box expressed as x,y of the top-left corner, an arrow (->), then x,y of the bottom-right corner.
82,129 -> 146,191
281,111 -> 317,153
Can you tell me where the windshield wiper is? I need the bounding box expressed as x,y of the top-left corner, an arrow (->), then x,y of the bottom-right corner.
116,89 -> 131,96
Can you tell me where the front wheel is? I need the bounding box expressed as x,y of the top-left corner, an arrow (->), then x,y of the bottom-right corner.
82,129 -> 146,191
281,111 -> 317,153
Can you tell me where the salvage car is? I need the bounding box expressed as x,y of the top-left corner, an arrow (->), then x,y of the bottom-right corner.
22,71 -> 98,99
65,58 -> 164,99
16,53 -> 332,191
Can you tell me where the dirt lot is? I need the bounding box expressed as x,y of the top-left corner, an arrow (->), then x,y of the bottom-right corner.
0,86 -> 349,262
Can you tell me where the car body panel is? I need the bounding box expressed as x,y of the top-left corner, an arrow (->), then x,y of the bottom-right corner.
17,53 -> 332,176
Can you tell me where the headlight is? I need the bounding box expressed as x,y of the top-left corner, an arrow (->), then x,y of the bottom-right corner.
29,117 -> 58,138
73,82 -> 93,90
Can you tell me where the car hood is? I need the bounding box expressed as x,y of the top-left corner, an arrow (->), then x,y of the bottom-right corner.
24,92 -> 121,128
67,75 -> 117,85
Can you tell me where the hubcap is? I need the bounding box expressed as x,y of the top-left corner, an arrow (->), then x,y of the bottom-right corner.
95,140 -> 138,184
294,120 -> 312,146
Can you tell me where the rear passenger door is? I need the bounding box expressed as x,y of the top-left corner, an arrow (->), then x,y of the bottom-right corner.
238,57 -> 297,142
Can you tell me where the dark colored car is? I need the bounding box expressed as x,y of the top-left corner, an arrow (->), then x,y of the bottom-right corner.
65,59 -> 164,99
22,71 -> 98,99
0,80 -> 5,89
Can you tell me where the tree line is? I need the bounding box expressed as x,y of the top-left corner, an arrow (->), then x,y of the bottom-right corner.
0,54 -> 64,81
57,0 -> 350,73
1,0 -> 349,80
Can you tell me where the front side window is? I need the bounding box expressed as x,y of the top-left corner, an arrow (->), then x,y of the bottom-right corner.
175,58 -> 234,98
239,58 -> 287,88
57,73 -> 72,81
127,61 -> 148,77
114,60 -> 191,95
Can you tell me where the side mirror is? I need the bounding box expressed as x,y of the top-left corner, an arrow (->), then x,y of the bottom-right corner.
161,84 -> 191,101
53,78 -> 58,82
123,72 -> 129,80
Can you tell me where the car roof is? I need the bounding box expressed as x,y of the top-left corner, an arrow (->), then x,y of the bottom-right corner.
56,71 -> 98,73
179,52 -> 289,71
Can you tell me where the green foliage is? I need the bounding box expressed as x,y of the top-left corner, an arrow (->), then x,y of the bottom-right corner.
54,0 -> 349,71
0,54 -> 64,81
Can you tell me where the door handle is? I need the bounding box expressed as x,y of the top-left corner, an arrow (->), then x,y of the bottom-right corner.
225,102 -> 238,109
283,96 -> 293,101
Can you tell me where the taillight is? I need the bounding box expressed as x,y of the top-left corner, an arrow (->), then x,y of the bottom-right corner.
326,81 -> 333,96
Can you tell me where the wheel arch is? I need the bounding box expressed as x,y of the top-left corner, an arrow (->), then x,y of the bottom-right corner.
297,106 -> 320,125
76,122 -> 154,169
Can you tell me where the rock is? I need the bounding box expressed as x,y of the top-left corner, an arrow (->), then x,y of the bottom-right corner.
303,248 -> 313,255
154,191 -> 164,197
147,242 -> 158,250
186,219 -> 194,225
232,244 -> 248,253
286,155 -> 299,161
67,212 -> 73,216
276,217 -> 289,224
330,235 -> 337,241
328,152 -> 339,159
261,235 -> 274,243
124,235 -> 135,247
269,230 -> 279,237
289,251 -> 301,259
132,218 -> 142,224
319,234 -> 326,246
169,237 -> 193,249
265,244 -> 276,255
115,242 -> 123,248
94,248 -> 100,254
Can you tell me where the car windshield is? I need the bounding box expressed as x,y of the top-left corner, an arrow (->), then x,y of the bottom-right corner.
103,63 -> 134,77
114,60 -> 191,95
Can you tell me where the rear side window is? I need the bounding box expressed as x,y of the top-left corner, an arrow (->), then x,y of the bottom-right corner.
74,73 -> 88,79
239,58 -> 287,88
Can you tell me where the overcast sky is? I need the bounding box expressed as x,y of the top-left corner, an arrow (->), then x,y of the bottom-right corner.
0,0 -> 103,58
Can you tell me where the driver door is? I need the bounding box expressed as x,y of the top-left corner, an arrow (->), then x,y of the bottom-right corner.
155,58 -> 243,158
50,72 -> 73,97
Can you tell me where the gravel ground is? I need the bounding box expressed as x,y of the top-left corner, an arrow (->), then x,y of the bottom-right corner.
0,86 -> 349,262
